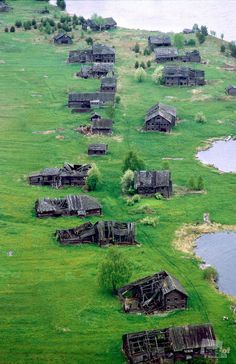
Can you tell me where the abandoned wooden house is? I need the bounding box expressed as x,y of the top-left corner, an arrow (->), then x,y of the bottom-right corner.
118,271 -> 188,314
35,195 -> 102,218
29,163 -> 91,188
88,143 -> 108,156
0,1 -> 11,11
134,170 -> 173,197
122,324 -> 216,364
144,102 -> 176,132
68,92 -> 115,111
155,47 -> 179,63
78,63 -> 114,79
68,44 -> 115,63
85,17 -> 117,31
148,35 -> 171,50
91,119 -> 113,135
100,76 -> 117,92
90,112 -> 102,122
181,50 -> 201,63
183,28 -> 194,34
226,85 -> 236,95
53,33 -> 73,45
56,221 -> 136,246
164,66 -> 205,86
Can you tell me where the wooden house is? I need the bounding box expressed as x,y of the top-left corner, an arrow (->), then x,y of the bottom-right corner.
35,195 -> 102,218
181,50 -> 201,63
69,44 -> 115,63
183,28 -> 194,34
155,47 -> 179,62
0,1 -> 11,11
56,221 -> 136,246
68,92 -> 115,111
164,66 -> 205,86
68,49 -> 93,63
100,76 -> 117,92
78,63 -> 114,78
134,170 -> 172,197
29,163 -> 91,188
91,119 -> 113,135
148,35 -> 171,50
53,33 -> 72,45
90,112 -> 102,122
226,85 -> 236,95
144,102 -> 176,132
86,17 -> 117,31
118,271 -> 188,314
122,324 -> 216,364
88,144 -> 108,156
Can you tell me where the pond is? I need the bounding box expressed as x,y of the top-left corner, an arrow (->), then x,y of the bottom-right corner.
195,232 -> 236,297
50,0 -> 236,41
197,139 -> 236,173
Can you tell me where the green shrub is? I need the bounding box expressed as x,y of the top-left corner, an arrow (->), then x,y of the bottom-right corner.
147,60 -> 151,68
134,67 -> 147,82
134,61 -> 139,69
143,47 -> 151,56
85,37 -> 93,45
195,112 -> 206,124
197,176 -> 204,191
196,31 -> 206,44
15,20 -> 22,28
86,164 -> 101,191
203,267 -> 218,282
140,61 -> 146,69
4,27 -> 9,33
23,21 -> 31,31
115,95 -> 121,104
220,44 -> 226,53
136,204 -> 154,214
140,216 -> 158,227
133,42 -> 140,53
188,177 -> 196,190
123,151 -> 145,172
10,26 -> 15,33
121,169 -> 134,194
155,193 -> 164,200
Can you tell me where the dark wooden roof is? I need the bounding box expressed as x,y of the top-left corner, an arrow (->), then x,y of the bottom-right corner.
134,170 -> 171,189
164,65 -> 204,78
54,33 -> 71,41
92,119 -> 113,129
226,85 -> 236,91
148,35 -> 171,45
101,76 -> 117,88
145,103 -> 176,123
88,143 -> 107,151
92,43 -> 115,55
68,92 -> 115,103
155,47 -> 178,57
30,163 -> 91,178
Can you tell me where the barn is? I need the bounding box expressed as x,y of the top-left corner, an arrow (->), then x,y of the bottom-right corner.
53,33 -> 72,45
148,35 -> 171,50
100,76 -> 117,92
134,170 -> 173,197
91,119 -> 113,135
155,47 -> 179,62
144,103 -> 176,132
164,66 -> 205,86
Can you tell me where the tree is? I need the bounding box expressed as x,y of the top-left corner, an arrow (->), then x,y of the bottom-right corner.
221,33 -> 224,40
115,95 -> 121,104
185,38 -> 196,46
174,33 -> 184,49
200,25 -> 208,36
133,42 -> 140,53
143,47 -> 151,56
23,21 -> 31,30
85,36 -> 93,45
4,27 -> 8,33
134,61 -> 139,69
197,176 -> 204,190
229,42 -> 236,58
140,61 -> 146,69
98,248 -> 132,294
147,60 -> 151,68
91,13 -> 106,31
220,44 -> 226,53
10,26 -> 15,33
196,31 -> 206,44
121,169 -> 134,194
57,0 -> 66,10
15,20 -> 22,28
86,164 -> 101,191
123,151 -> 145,172
210,30 -> 216,37
188,177 -> 196,190
152,65 -> 164,84
192,23 -> 199,33
134,67 -> 146,82
195,112 -> 206,124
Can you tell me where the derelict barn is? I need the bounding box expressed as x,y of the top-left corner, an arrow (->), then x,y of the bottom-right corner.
68,92 -> 115,111
226,85 -> 236,95
85,17 -> 117,31
100,76 -> 117,92
56,221 -> 136,246
68,44 -> 115,63
118,271 -> 188,314
155,47 -> 179,63
78,63 -> 114,79
29,163 -> 91,188
88,144 -> 108,156
134,170 -> 173,197
144,103 -> 176,132
53,33 -> 72,45
181,50 -> 201,63
164,66 -> 205,86
148,35 -> 171,50
91,119 -> 113,135
122,324 -> 217,364
35,195 -> 102,218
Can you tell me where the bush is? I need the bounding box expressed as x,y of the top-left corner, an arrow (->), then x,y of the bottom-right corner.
86,164 -> 101,191
196,31 -> 206,44
195,112 -> 206,124
136,204 -> 153,214
4,27 -> 9,33
23,21 -> 31,31
85,37 -> 93,45
155,193 -> 164,200
174,33 -> 184,49
147,60 -> 151,68
188,177 -> 196,190
127,194 -> 141,206
140,61 -> 146,69
162,161 -> 170,170
220,44 -> 226,53
115,95 -> 121,104
98,249 -> 132,294
123,151 -> 145,172
197,176 -> 204,191
57,0 -> 66,10
152,65 -> 164,84
143,47 -> 151,56
134,67 -> 147,82
10,26 -> 15,33
229,42 -> 236,58
15,20 -> 22,28
121,169 -> 134,194
140,216 -> 158,227
32,19 -> 36,26
185,38 -> 196,46
200,25 -> 208,36
133,42 -> 140,53
134,61 -> 139,69
203,267 -> 218,282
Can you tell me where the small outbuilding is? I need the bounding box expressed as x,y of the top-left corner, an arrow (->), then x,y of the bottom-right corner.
35,195 -> 102,218
181,49 -> 201,63
148,35 -> 171,50
91,119 -> 113,135
155,47 -> 179,62
144,102 -> 176,132
88,144 -> 108,156
134,170 -> 173,197
226,85 -> 236,95
90,112 -> 102,122
53,33 -> 72,45
100,76 -> 117,92
118,271 -> 188,314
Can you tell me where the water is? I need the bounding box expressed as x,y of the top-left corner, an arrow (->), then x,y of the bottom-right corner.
195,232 -> 236,297
50,0 -> 236,41
197,140 -> 236,173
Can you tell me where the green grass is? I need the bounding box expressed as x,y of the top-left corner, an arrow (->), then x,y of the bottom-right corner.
0,1 -> 236,363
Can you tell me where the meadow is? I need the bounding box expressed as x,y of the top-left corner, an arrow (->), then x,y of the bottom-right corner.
0,1 -> 236,363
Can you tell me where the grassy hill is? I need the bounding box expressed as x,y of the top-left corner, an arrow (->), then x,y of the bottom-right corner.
0,1 -> 236,363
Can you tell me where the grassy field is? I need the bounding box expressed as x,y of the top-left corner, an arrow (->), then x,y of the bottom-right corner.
0,1 -> 236,363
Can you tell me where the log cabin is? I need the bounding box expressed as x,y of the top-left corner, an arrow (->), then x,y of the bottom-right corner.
68,92 -> 115,111
91,119 -> 113,135
148,35 -> 171,50
86,17 -> 117,31
118,271 -> 188,314
164,66 -> 205,86
100,76 -> 117,92
35,195 -> 102,218
68,44 -> 115,63
78,63 -> 114,78
53,33 -> 72,45
88,143 -> 108,156
144,103 -> 176,132
181,50 -> 201,63
134,170 -> 173,197
122,324 -> 216,364
155,47 -> 179,62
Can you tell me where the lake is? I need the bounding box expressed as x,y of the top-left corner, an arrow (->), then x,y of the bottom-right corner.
197,139 -> 236,173
195,232 -> 236,297
50,0 -> 236,41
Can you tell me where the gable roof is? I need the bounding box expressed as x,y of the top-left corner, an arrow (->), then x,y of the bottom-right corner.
88,143 -> 107,151
145,103 -> 176,123
226,85 -> 236,91
164,65 -> 204,78
68,92 -> 115,103
103,17 -> 117,26
101,76 -> 117,88
30,164 -> 91,178
93,43 -> 115,55
148,35 -> 171,45
92,119 -> 113,129
134,170 -> 171,189
54,33 -> 71,41
155,47 -> 178,57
